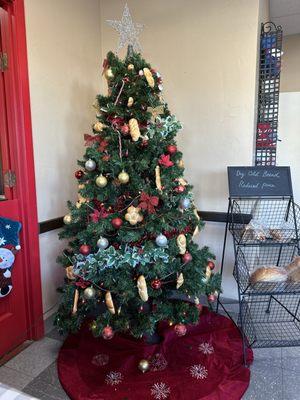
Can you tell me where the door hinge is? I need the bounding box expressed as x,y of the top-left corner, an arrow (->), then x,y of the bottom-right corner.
4,170 -> 16,188
0,52 -> 8,72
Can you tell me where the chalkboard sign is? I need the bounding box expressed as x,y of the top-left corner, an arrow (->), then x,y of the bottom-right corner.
228,166 -> 293,197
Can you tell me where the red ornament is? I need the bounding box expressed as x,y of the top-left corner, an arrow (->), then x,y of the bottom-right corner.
167,144 -> 177,154
123,76 -> 130,83
174,185 -> 185,193
182,252 -> 193,264
174,323 -> 187,337
207,260 -> 215,270
151,279 -> 162,290
207,294 -> 216,303
111,217 -> 123,229
121,124 -> 129,135
102,326 -> 114,340
79,244 -> 91,256
75,170 -> 84,179
140,139 -> 149,148
196,303 -> 203,313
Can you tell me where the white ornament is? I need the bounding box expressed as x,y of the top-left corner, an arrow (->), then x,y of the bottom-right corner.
97,237 -> 109,249
198,342 -> 214,355
106,4 -> 144,53
151,382 -> 171,399
158,84 -> 163,91
189,364 -> 208,380
155,234 -> 168,247
105,371 -> 123,386
139,70 -> 144,76
3,270 -> 11,278
85,159 -> 96,171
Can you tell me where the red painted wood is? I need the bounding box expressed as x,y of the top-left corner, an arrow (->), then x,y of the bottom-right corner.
0,0 -> 43,357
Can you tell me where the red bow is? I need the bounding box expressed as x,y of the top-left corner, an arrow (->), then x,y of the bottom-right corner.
75,278 -> 90,289
107,116 -> 124,129
159,154 -> 174,168
139,192 -> 159,214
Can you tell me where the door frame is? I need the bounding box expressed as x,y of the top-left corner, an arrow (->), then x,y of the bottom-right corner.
0,0 -> 43,340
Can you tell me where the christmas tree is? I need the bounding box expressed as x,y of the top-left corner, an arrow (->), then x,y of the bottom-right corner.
55,9 -> 221,340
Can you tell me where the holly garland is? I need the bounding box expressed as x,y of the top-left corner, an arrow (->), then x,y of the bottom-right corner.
55,50 -> 221,339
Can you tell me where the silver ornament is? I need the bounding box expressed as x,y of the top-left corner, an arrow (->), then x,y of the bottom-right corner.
180,198 -> 191,209
83,287 -> 96,300
85,159 -> 96,171
97,237 -> 109,249
155,234 -> 168,247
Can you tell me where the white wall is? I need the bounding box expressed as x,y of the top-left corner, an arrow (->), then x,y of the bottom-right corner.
25,0 -> 102,316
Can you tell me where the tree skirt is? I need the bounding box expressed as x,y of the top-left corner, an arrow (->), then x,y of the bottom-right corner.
58,308 -> 253,400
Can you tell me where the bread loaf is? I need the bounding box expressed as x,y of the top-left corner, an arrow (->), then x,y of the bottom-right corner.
285,256 -> 300,274
249,266 -> 288,284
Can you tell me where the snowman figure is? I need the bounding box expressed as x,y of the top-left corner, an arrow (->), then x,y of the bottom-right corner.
0,248 -> 15,298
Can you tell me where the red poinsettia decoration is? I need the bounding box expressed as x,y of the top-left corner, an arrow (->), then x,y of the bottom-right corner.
159,154 -> 174,168
139,192 -> 159,214
90,202 -> 111,222
107,116 -> 125,130
84,134 -> 108,152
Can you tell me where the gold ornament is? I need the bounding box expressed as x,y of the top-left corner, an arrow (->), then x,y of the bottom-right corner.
178,159 -> 184,169
137,275 -> 148,302
176,273 -> 184,289
125,206 -> 143,225
66,266 -> 76,280
129,118 -> 141,142
177,234 -> 187,255
72,289 -> 79,315
93,121 -> 105,132
138,359 -> 150,373
143,67 -> 155,88
155,165 -> 162,191
104,68 -> 114,80
96,174 -> 108,188
118,170 -> 130,184
147,105 -> 164,123
127,64 -> 134,71
127,97 -> 134,107
105,291 -> 115,314
63,214 -> 72,225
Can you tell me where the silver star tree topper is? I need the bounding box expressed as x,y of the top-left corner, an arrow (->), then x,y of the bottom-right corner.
106,3 -> 143,54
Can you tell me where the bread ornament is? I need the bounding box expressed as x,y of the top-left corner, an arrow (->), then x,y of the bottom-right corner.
177,177 -> 187,186
66,266 -> 76,280
72,289 -> 79,315
177,234 -> 187,255
155,166 -> 162,191
129,118 -> 141,141
143,67 -> 155,88
93,121 -> 105,132
127,97 -> 134,107
137,275 -> 148,302
105,291 -> 116,314
125,206 -> 143,225
205,265 -> 212,280
249,266 -> 287,284
176,273 -> 184,289
76,184 -> 89,209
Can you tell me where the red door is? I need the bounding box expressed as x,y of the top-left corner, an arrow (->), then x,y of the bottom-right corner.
0,1 -> 43,358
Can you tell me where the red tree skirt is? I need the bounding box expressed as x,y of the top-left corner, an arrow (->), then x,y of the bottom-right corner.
58,308 -> 253,400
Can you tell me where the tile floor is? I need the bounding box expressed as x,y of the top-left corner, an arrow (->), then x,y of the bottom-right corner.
0,312 -> 299,400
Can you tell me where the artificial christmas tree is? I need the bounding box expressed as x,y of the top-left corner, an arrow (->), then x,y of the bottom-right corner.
55,47 -> 221,340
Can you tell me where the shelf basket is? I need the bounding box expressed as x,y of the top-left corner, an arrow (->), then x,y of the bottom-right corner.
239,295 -> 300,348
233,245 -> 300,294
229,198 -> 300,245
